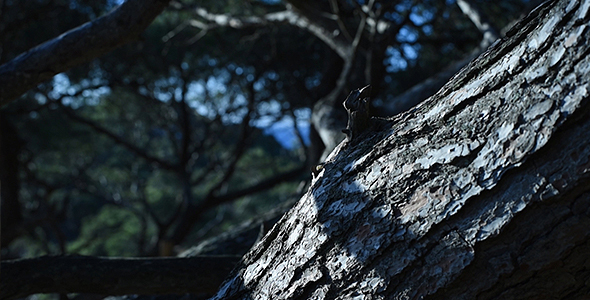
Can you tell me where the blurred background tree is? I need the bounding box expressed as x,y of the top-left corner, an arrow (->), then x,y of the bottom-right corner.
1,0 -> 539,260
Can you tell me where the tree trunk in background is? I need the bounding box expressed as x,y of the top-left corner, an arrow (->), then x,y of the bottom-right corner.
212,0 -> 590,298
0,0 -> 171,106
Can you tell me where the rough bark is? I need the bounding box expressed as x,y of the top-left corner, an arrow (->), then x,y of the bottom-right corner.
0,255 -> 240,300
212,0 -> 590,299
0,0 -> 171,107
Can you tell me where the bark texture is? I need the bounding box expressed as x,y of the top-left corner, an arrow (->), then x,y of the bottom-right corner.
212,0 -> 590,298
0,0 -> 171,106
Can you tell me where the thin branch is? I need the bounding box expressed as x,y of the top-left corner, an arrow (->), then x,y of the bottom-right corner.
328,0 -> 353,42
173,3 -> 350,59
162,20 -> 191,42
138,182 -> 164,227
310,3 -> 371,159
315,1 -> 369,108
205,81 -> 256,199
456,0 -> 500,44
190,208 -> 227,243
287,108 -> 309,161
178,64 -> 192,168
169,164 -> 307,244
208,164 -> 307,206
380,0 -> 510,116
58,104 -> 177,171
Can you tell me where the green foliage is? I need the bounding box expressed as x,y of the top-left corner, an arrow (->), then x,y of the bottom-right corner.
68,205 -> 144,256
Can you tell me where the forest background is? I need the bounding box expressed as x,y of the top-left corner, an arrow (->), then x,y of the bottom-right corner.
1,0 -> 543,292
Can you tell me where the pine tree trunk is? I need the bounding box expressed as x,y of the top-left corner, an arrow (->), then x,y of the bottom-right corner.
212,0 -> 590,298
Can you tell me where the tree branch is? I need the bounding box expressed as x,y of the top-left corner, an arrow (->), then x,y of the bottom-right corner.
176,3 -> 350,59
379,0 -> 535,116
170,164 -> 307,245
59,104 -> 177,171
209,164 -> 308,206
311,3 -> 369,160
0,0 -> 172,106
456,0 -> 500,43
0,255 -> 241,300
